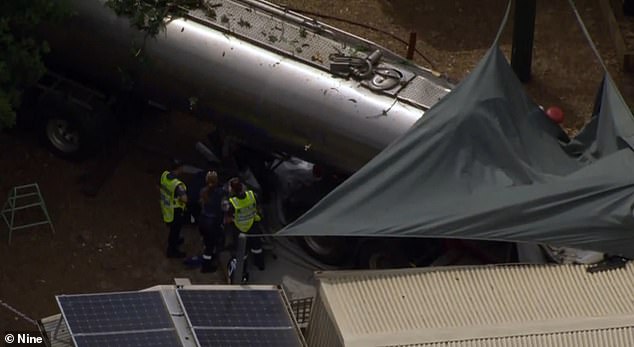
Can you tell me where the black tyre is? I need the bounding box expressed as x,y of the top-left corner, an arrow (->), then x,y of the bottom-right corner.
355,240 -> 408,269
39,100 -> 110,160
356,238 -> 443,269
272,179 -> 351,266
298,236 -> 351,266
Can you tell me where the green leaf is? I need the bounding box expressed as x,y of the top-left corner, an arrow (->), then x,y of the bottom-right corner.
0,0 -> 70,130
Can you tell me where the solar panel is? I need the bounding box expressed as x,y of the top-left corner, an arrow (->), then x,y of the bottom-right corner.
74,330 -> 182,347
57,291 -> 182,347
177,289 -> 293,328
177,289 -> 303,347
57,291 -> 174,334
194,328 -> 301,347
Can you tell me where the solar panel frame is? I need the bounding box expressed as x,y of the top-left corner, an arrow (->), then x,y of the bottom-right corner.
56,290 -> 181,347
176,288 -> 303,347
177,289 -> 294,328
193,327 -> 302,347
73,329 -> 183,347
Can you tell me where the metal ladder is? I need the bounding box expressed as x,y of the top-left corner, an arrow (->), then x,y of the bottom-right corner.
1,183 -> 55,244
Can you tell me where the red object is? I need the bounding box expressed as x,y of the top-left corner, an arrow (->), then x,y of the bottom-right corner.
545,106 -> 564,124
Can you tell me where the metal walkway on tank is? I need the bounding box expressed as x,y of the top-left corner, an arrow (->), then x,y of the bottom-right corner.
185,0 -> 451,110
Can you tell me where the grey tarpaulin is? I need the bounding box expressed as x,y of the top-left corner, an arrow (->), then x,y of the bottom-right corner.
277,44 -> 634,258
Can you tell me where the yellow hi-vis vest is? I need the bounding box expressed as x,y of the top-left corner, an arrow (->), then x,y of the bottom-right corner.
229,190 -> 261,233
159,171 -> 186,223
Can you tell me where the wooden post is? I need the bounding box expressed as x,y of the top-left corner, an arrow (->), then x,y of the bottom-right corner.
600,0 -> 631,71
406,32 -> 417,60
511,0 -> 536,82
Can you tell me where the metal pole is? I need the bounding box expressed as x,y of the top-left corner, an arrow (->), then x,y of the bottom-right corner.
234,233 -> 248,284
511,0 -> 536,82
406,32 -> 417,60
53,316 -> 63,339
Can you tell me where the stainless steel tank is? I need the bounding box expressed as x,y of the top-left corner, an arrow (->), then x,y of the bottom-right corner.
44,0 -> 452,173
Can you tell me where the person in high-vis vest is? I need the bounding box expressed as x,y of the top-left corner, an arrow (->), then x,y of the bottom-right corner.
224,177 -> 264,283
160,159 -> 188,258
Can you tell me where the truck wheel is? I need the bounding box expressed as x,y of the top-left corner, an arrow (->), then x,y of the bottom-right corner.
299,236 -> 350,266
45,115 -> 82,157
40,103 -> 106,160
355,240 -> 408,269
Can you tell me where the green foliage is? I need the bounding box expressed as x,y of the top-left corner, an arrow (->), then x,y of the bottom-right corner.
105,0 -> 204,37
0,1 -> 70,130
0,0 -> 207,130
105,0 -> 208,77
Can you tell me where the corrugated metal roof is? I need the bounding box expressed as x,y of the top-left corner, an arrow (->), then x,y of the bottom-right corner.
391,327 -> 634,346
313,263 -> 634,347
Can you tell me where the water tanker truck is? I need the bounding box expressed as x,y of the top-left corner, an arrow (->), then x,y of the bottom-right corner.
23,0 -> 459,266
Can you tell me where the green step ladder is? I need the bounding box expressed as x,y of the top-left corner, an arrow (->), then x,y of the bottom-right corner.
1,183 -> 55,244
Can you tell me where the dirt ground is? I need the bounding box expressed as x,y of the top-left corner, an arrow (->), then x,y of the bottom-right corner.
0,0 -> 630,333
